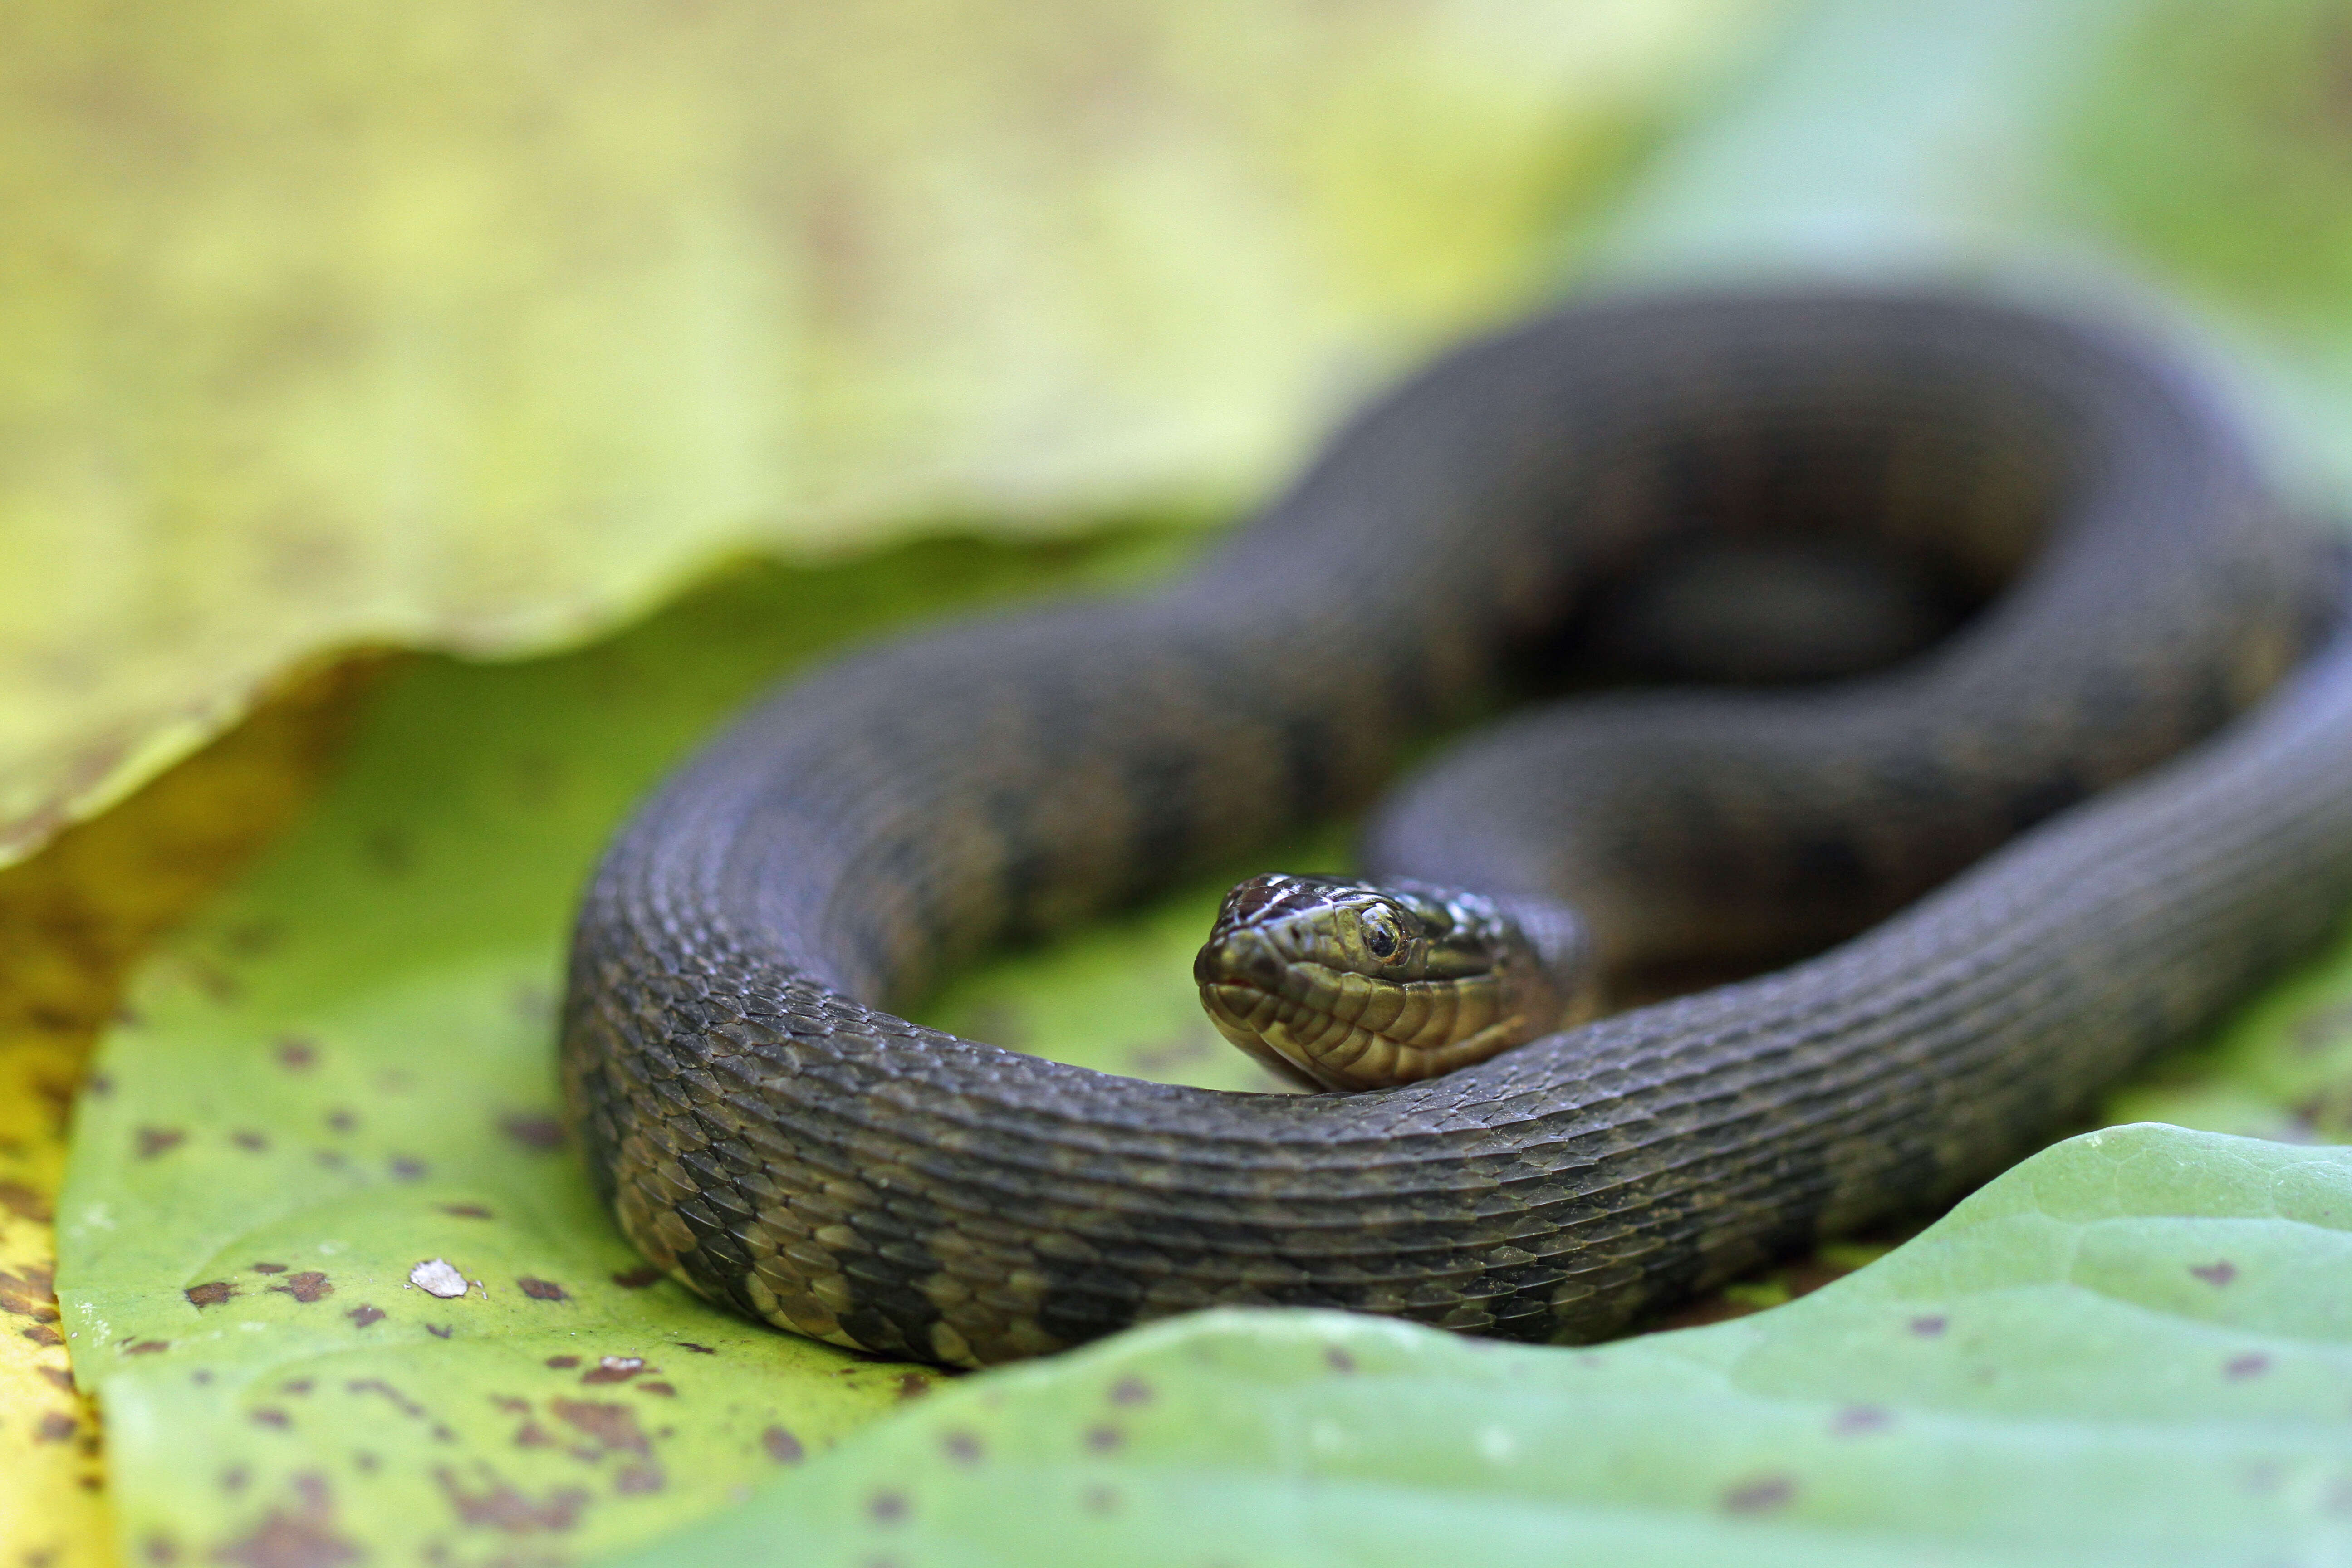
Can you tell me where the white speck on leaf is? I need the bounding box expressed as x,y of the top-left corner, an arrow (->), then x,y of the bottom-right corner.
1477,1426 -> 1517,1463
410,1259 -> 469,1298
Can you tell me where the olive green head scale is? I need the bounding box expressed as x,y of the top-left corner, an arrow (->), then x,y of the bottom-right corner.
1195,873 -> 1581,1091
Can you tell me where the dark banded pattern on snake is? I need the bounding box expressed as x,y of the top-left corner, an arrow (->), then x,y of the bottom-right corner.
561,291 -> 2352,1369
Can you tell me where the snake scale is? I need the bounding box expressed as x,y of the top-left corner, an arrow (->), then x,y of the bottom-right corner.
562,291 -> 2352,1369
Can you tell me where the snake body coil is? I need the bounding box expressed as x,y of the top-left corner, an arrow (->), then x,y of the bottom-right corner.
563,292 -> 2352,1369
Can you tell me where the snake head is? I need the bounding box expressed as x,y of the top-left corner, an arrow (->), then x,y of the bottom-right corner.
1193,872 -> 1585,1092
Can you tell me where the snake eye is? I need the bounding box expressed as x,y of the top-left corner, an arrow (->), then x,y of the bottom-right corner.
1361,913 -> 1400,959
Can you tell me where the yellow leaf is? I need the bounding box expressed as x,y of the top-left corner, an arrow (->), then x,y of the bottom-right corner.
0,660 -> 374,1567
0,0 -> 1765,867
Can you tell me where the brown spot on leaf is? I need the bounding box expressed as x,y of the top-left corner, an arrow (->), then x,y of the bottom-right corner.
894,1372 -> 930,1400
1082,1483 -> 1119,1514
678,1342 -> 716,1355
224,919 -> 284,957
613,1465 -> 666,1494
515,1421 -> 556,1449
1722,1475 -> 1796,1515
22,1323 -> 64,1347
270,1273 -> 332,1303
441,1205 -> 493,1220
137,1127 -> 185,1159
346,1305 -> 384,1328
35,1410 -> 76,1442
940,1431 -> 981,1465
1084,1425 -> 1122,1453
550,1398 -> 651,1457
498,1113 -> 564,1152
388,1158 -> 426,1182
868,1491 -> 908,1524
282,1381 -> 312,1396
432,1468 -> 588,1534
124,1339 -> 169,1356
325,1111 -> 356,1135
1908,1315 -> 1947,1337
190,960 -> 244,1005
1,1264 -> 59,1318
210,1472 -> 356,1568
517,1277 -> 568,1302
1108,1376 -> 1152,1405
250,1409 -> 289,1430
274,1038 -> 317,1070
231,1132 -> 269,1153
637,1381 -> 676,1397
39,1366 -> 74,1393
2226,1352 -> 2271,1380
222,1466 -> 250,1494
142,1532 -> 180,1564
544,1356 -> 579,1369
426,1324 -> 452,1339
250,1263 -> 287,1274
1833,1406 -> 1891,1435
0,1180 -> 53,1222
186,1281 -> 237,1309
610,1265 -> 662,1289
345,1379 -> 425,1418
2192,1261 -> 2239,1287
581,1356 -> 643,1385
762,1426 -> 804,1464
1323,1348 -> 1357,1374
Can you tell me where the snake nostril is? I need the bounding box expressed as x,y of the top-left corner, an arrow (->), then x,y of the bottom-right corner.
1194,929 -> 1281,988
1241,939 -> 1284,985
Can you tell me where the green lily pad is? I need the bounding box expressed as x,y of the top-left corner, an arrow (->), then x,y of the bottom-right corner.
604,1123 -> 2352,1568
53,530 -> 1199,1565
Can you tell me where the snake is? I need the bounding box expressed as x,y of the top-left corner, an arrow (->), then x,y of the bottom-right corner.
561,289 -> 2352,1370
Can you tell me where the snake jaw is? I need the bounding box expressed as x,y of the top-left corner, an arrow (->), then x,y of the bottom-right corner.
1194,873 -> 1576,1092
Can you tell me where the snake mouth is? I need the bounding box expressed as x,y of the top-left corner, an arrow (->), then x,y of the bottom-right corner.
1193,926 -> 1331,1088
1195,932 -> 1526,1093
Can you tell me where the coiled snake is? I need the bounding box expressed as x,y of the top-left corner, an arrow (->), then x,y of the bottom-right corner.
562,291 -> 2352,1369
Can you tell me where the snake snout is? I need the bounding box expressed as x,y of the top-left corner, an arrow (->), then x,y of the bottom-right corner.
1191,924 -> 1285,989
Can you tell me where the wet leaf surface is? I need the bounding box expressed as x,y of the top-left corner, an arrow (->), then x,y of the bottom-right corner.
608,1126 -> 2352,1568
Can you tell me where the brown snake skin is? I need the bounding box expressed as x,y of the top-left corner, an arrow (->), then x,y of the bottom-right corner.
562,291 -> 2352,1369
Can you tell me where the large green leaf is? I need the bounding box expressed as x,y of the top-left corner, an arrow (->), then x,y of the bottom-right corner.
53,532 -> 1200,1564
605,1124 -> 2352,1568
